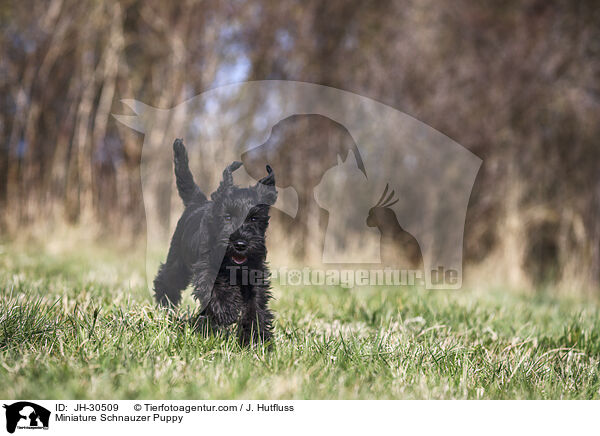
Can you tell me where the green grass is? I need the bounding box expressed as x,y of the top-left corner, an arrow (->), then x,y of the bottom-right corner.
1,243 -> 600,399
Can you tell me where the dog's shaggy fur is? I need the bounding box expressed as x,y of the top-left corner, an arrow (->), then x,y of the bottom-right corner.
153,139 -> 277,345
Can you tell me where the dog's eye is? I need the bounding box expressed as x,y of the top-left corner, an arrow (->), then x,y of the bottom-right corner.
224,214 -> 232,221
249,216 -> 258,222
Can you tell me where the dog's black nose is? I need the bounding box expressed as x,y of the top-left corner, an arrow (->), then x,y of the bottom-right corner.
233,240 -> 247,251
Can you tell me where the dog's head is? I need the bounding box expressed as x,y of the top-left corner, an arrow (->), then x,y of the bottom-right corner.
210,161 -> 277,267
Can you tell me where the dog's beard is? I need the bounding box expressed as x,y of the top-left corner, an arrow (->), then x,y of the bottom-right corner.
222,238 -> 266,269
224,246 -> 265,267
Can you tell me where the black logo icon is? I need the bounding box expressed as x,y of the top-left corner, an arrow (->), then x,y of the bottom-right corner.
2,402 -> 50,434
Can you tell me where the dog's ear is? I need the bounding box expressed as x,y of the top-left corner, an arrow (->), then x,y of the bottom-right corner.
222,161 -> 243,186
257,164 -> 275,187
255,165 -> 277,205
211,161 -> 243,201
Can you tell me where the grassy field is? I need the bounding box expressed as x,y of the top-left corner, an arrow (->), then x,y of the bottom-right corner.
1,242 -> 600,399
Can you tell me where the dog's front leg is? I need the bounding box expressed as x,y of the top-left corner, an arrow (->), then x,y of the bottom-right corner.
238,285 -> 274,346
190,260 -> 214,311
193,270 -> 242,328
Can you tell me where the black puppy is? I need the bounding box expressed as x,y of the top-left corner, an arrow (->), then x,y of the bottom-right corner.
153,139 -> 277,345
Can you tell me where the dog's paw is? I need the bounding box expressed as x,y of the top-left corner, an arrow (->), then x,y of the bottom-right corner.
190,315 -> 211,334
192,285 -> 212,312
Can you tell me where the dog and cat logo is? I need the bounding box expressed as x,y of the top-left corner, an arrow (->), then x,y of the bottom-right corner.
114,81 -> 481,289
2,402 -> 50,433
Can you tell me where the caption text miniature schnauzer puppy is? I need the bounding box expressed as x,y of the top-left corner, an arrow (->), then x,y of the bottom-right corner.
153,139 -> 277,345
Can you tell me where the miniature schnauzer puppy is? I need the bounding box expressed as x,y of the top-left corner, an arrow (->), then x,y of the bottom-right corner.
153,139 -> 277,345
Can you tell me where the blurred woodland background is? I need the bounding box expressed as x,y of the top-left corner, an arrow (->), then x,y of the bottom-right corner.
1,0 -> 599,291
